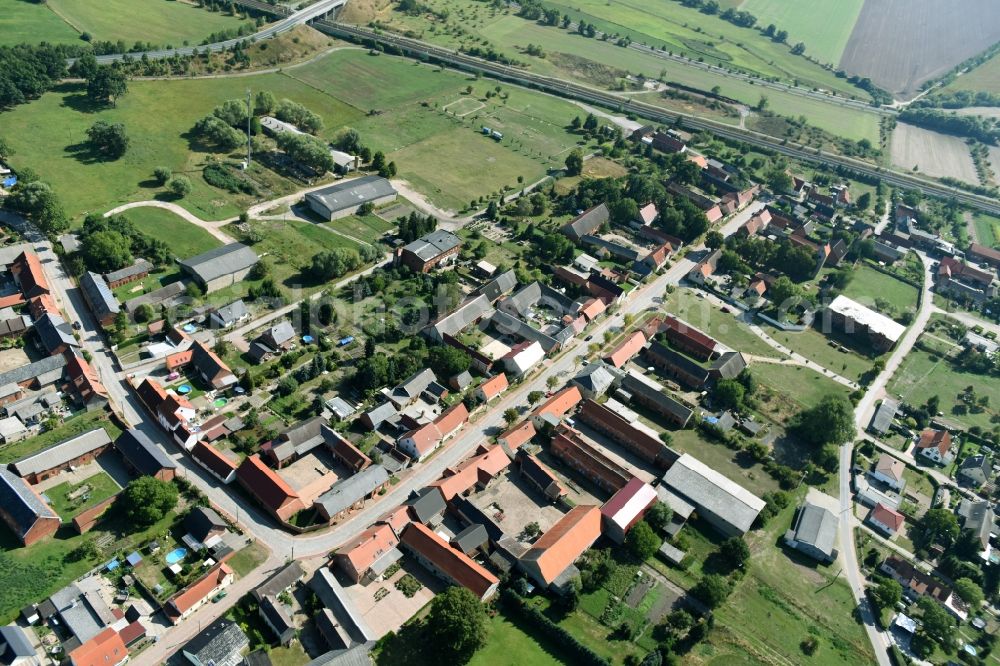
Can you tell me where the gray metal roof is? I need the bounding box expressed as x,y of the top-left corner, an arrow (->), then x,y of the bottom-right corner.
325,397 -> 356,420
572,362 -> 619,396
305,176 -> 397,215
430,295 -> 494,340
211,300 -> 248,325
123,281 -> 186,313
502,281 -> 575,317
0,624 -> 35,658
621,371 -> 693,424
362,402 -> 397,429
260,320 -> 296,348
401,229 -> 461,262
0,468 -> 57,539
315,465 -> 389,517
789,502 -> 838,557
182,617 -> 249,664
476,269 -> 517,302
104,259 -> 153,284
451,523 -> 488,554
391,368 -> 436,402
488,310 -> 559,353
259,595 -> 295,637
179,243 -> 258,284
34,312 -> 78,353
11,427 -> 112,477
254,561 -> 304,601
870,399 -> 899,434
305,645 -> 373,666
115,429 -> 177,476
561,203 -> 609,240
661,453 -> 765,534
405,486 -> 446,523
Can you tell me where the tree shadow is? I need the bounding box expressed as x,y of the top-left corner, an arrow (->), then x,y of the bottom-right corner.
374,622 -> 433,666
64,141 -> 105,165
61,91 -> 107,115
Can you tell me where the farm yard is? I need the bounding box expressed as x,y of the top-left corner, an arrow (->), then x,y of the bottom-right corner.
837,0 -> 1000,98
890,122 -> 978,184
740,0 -> 865,66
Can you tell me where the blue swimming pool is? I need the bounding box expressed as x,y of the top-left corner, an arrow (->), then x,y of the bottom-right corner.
165,547 -> 187,565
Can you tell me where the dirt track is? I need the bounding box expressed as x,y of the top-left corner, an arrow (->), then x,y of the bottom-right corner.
839,0 -> 1000,98
890,122 -> 978,184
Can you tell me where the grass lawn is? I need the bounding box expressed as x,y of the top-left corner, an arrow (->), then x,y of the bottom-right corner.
663,288 -> 786,358
45,471 -> 121,521
840,264 -> 919,320
0,411 -> 121,464
227,541 -> 268,578
973,211 -> 1000,248
0,0 -> 80,46
47,0 -> 247,47
122,207 -> 222,259
751,362 -> 854,411
112,267 -> 183,301
325,213 -> 395,245
468,612 -> 566,666
268,644 -> 311,666
740,0 -> 865,65
887,349 -> 999,431
763,325 -> 874,380
902,467 -> 936,501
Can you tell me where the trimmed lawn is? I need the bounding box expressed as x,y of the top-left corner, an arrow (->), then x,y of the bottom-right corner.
268,644 -> 311,666
663,288 -> 786,358
0,0 -> 79,46
47,0 -> 246,47
227,541 -> 268,578
840,264 -> 919,320
763,325 -> 874,380
751,362 -> 854,411
887,349 -> 999,431
740,0 -> 865,65
123,207 -> 222,259
45,472 -> 121,521
973,212 -> 1000,248
468,613 -> 565,666
0,412 -> 121,464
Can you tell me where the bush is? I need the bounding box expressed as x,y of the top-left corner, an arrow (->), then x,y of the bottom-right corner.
168,176 -> 192,198
153,166 -> 172,185
203,163 -> 256,195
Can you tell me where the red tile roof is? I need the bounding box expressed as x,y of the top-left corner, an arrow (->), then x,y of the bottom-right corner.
532,386 -> 582,421
478,373 -> 508,400
165,350 -> 193,371
434,402 -> 468,437
605,330 -> 646,368
660,315 -> 718,359
236,455 -> 302,521
166,562 -> 233,619
136,378 -> 167,412
400,522 -> 498,599
916,429 -> 951,456
192,441 -> 238,479
579,298 -> 606,322
870,503 -> 905,533
0,294 -> 24,309
68,627 -> 128,666
65,353 -> 109,402
431,445 -> 510,500
336,523 -> 399,576
29,293 -> 59,318
497,420 -> 536,450
118,620 -> 146,646
326,430 -> 372,471
401,422 -> 443,457
12,251 -> 50,298
520,505 -> 602,585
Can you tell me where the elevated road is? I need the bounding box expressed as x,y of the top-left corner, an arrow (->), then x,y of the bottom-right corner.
315,21 -> 1000,216
92,0 -> 339,64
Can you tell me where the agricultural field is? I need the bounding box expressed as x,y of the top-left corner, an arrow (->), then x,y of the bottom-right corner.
46,0 -> 247,47
839,264 -> 920,321
740,0 -> 865,66
838,0 -> 1000,98
887,349 -> 1000,431
122,207 -> 222,259
942,52 -> 1000,96
890,122 -> 978,184
0,0 -> 79,46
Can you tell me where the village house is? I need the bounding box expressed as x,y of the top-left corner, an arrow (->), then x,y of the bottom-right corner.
181,617 -> 248,666
79,272 -> 120,328
0,468 -> 60,546
784,499 -> 839,564
397,402 -> 468,462
104,259 -> 152,290
115,429 -> 177,481
867,502 -> 905,536
400,522 -> 500,600
824,295 -> 905,353
515,449 -> 567,502
496,420 -> 536,451
429,445 -> 510,501
315,465 -> 390,523
474,373 -> 508,403
334,523 -> 402,584
577,399 -> 677,468
870,453 -> 906,491
165,563 -> 235,624
519,505 -> 602,592
396,229 -> 462,273
10,428 -> 112,484
235,455 -> 304,522
916,429 -> 953,465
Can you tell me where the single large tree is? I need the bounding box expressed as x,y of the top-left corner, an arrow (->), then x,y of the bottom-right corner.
626,521 -> 662,561
424,587 -> 488,663
81,229 -> 133,272
565,149 -> 583,175
792,395 -> 855,448
86,66 -> 128,106
869,576 -> 902,612
122,476 -> 178,527
6,180 -> 67,233
918,508 -> 960,547
86,120 -> 129,159
692,574 -> 731,609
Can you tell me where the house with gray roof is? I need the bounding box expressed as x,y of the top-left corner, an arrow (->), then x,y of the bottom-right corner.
325,396 -> 357,421
209,300 -> 249,329
397,229 -> 462,273
571,362 -> 621,400
958,454 -> 991,488
259,596 -> 296,646
49,576 -> 116,644
253,561 -> 304,602
359,402 -> 398,432
405,486 -> 446,525
10,428 -> 112,484
451,523 -> 489,556
33,313 -> 78,355
0,417 -> 27,444
957,498 -> 994,551
115,429 -> 177,481
179,243 -> 258,293
104,259 -> 153,289
619,370 -> 693,427
0,468 -> 60,546
869,398 -> 899,436
784,500 -> 839,563
561,203 -> 609,241
427,295 -> 494,343
254,321 -> 296,358
79,272 -> 120,327
476,269 -> 518,302
123,281 -> 186,315
660,453 -> 765,536
181,617 -> 249,666
386,368 -> 437,409
305,176 -> 398,221
315,465 -> 390,522
0,355 -> 66,392
264,416 -> 327,468
488,310 -> 561,354
0,624 -> 36,664
500,282 -> 576,320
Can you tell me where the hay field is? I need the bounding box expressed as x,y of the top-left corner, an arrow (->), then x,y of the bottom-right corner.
890,122 -> 978,183
740,0 -> 864,66
839,0 -> 1000,98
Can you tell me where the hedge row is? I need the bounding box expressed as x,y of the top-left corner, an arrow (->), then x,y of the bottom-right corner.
500,589 -> 610,666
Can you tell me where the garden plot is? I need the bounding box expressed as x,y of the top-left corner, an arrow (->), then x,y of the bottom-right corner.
890,123 -> 978,183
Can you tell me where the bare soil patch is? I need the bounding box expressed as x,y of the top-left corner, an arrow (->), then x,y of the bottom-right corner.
890,122 -> 978,183
838,0 -> 1000,98
0,348 -> 30,373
